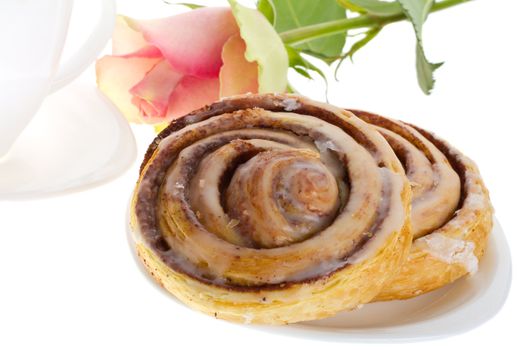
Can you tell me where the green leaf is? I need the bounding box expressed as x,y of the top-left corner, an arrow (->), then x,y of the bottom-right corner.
345,26 -> 381,62
397,0 -> 442,94
397,0 -> 433,40
294,49 -> 340,65
285,45 -> 328,94
336,0 -> 365,12
228,0 -> 289,93
256,0 -> 276,25
293,66 -> 312,79
162,1 -> 205,9
416,45 -> 443,94
286,46 -> 326,80
337,0 -> 402,16
272,0 -> 347,61
334,26 -> 381,79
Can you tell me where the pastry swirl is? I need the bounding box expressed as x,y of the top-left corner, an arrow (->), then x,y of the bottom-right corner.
130,94 -> 412,324
350,110 -> 493,301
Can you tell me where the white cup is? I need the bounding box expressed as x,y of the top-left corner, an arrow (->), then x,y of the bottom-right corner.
0,0 -> 115,157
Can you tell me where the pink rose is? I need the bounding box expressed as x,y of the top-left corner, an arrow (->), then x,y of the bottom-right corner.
96,5 -> 287,124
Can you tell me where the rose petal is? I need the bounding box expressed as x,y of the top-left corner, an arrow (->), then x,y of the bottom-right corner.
128,7 -> 239,79
229,0 -> 288,93
129,60 -> 184,119
219,34 -> 258,97
120,45 -> 162,59
112,15 -> 149,55
112,16 -> 162,58
166,75 -> 219,120
96,55 -> 161,123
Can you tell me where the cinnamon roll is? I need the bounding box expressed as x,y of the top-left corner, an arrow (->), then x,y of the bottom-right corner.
350,110 -> 493,301
130,94 -> 412,324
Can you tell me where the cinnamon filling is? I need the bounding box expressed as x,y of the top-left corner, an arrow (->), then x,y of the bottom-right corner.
352,110 -> 462,238
134,95 -> 407,290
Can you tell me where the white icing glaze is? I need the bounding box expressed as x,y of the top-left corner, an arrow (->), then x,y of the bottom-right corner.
274,160 -> 340,227
288,257 -> 347,281
314,139 -> 340,153
464,192 -> 486,210
281,98 -> 301,111
441,166 -> 491,239
140,105 -> 409,286
415,233 -> 478,274
345,167 -> 407,264
463,173 -> 487,211
376,123 -> 461,239
243,313 -> 254,324
313,139 -> 345,180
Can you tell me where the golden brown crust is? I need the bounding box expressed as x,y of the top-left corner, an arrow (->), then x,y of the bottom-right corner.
130,94 -> 413,324
349,110 -> 493,301
375,196 -> 491,301
133,216 -> 412,324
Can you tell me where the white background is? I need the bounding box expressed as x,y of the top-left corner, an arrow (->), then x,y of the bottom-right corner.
0,0 -> 516,348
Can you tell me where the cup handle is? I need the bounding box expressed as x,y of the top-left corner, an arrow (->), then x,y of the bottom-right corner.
50,0 -> 116,93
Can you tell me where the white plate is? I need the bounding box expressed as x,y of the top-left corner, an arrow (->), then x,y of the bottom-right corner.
128,218 -> 511,343
0,82 -> 136,199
